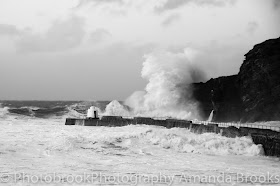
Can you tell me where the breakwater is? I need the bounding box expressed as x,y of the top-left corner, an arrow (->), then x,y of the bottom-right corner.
65,116 -> 280,157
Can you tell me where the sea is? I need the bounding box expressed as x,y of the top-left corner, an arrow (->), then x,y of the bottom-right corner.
0,100 -> 279,186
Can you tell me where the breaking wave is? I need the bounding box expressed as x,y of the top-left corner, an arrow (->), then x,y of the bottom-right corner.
0,107 -> 10,119
0,102 -> 86,119
103,100 -> 131,116
124,49 -> 206,120
0,100 -> 128,119
48,125 -> 263,156
0,101 -> 265,157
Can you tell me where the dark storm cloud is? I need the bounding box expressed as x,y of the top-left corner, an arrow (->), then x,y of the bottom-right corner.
161,14 -> 181,26
16,16 -> 85,53
0,24 -> 21,36
156,0 -> 237,12
273,0 -> 280,9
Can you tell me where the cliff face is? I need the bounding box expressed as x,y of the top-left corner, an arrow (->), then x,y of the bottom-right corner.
192,75 -> 243,122
193,37 -> 280,122
238,38 -> 280,122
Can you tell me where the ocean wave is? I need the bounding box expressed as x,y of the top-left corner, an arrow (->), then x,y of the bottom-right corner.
103,100 -> 131,116
0,100 -> 129,119
0,105 -> 86,119
48,125 -> 264,156
0,107 -> 10,118
8,107 -> 35,116
0,100 -> 124,119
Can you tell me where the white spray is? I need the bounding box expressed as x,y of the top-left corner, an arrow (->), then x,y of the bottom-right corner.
124,48 -> 206,120
103,100 -> 130,116
207,110 -> 214,122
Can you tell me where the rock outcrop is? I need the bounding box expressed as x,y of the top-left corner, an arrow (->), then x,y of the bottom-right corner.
192,75 -> 243,122
192,37 -> 280,122
238,38 -> 280,122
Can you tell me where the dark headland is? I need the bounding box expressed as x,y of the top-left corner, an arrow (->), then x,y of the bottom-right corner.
193,37 -> 280,122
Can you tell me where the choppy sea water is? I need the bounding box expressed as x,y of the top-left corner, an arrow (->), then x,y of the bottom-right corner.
0,101 -> 280,186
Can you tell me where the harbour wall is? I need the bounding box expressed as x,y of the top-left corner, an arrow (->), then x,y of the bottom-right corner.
65,116 -> 280,157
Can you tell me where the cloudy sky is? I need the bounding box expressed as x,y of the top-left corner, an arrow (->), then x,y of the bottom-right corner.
0,0 -> 279,100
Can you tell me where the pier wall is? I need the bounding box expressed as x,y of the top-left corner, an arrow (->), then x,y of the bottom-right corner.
65,116 -> 280,157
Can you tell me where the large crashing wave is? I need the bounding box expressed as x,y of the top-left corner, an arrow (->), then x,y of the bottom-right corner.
124,49 -> 206,120
102,100 -> 130,116
48,125 -> 263,156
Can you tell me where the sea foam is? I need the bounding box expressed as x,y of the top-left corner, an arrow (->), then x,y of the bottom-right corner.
50,125 -> 264,156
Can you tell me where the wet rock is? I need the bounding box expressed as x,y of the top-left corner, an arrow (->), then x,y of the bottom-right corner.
192,75 -> 243,122
238,37 -> 280,122
192,37 -> 280,122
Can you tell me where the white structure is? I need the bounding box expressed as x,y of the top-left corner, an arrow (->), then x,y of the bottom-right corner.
87,106 -> 98,118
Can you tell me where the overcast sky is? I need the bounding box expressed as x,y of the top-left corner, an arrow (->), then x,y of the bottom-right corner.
0,0 -> 279,100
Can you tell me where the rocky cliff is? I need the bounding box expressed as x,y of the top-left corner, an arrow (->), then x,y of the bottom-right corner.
192,75 -> 243,122
193,37 -> 280,122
